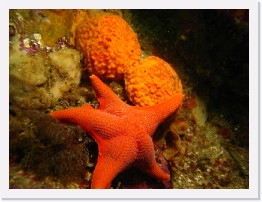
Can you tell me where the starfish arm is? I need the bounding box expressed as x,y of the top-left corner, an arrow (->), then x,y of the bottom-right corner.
50,104 -> 94,122
144,93 -> 184,121
142,160 -> 170,182
91,136 -> 137,188
134,93 -> 184,136
50,105 -> 123,140
91,156 -> 116,189
135,134 -> 170,182
90,75 -> 129,114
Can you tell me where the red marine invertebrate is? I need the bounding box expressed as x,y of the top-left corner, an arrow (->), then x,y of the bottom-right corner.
51,75 -> 184,188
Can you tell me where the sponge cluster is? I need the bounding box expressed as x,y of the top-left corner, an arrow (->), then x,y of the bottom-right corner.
76,11 -> 183,106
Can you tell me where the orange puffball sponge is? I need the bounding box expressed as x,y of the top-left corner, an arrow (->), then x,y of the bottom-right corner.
76,12 -> 142,80
125,56 -> 183,106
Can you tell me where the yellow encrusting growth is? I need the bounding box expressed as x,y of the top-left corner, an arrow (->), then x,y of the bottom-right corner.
76,12 -> 142,80
124,56 -> 183,106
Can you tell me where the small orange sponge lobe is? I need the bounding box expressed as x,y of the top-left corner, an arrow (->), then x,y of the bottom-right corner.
76,12 -> 142,80
124,56 -> 183,106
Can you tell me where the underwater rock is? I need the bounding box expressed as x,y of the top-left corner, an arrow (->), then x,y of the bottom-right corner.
9,32 -> 82,109
9,35 -> 52,109
75,11 -> 141,79
125,56 -> 183,106
48,48 -> 82,102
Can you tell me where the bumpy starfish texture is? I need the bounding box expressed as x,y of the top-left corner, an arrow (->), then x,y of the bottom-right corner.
50,75 -> 184,189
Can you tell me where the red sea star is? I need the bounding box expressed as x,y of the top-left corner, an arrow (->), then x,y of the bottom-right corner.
50,75 -> 184,189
